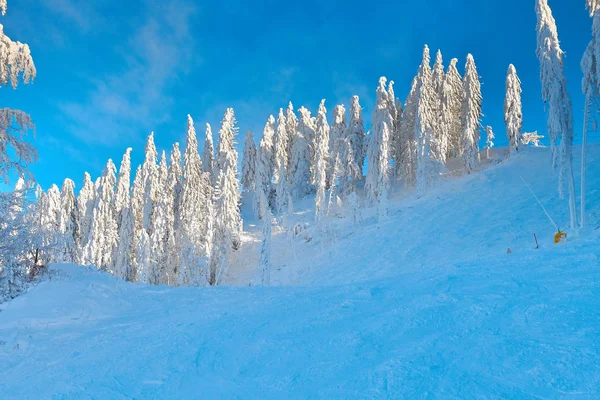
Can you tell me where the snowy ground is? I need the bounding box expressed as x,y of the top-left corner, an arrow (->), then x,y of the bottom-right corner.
2,146 -> 600,399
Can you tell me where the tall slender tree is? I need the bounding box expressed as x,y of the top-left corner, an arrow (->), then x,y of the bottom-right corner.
504,64 -> 523,154
535,0 -> 577,230
461,54 -> 483,174
285,102 -> 298,177
255,115 -> 275,219
77,172 -> 96,261
202,123 -> 215,183
241,130 -> 257,193
441,58 -> 463,159
291,107 -> 313,199
314,100 -> 330,221
399,77 -> 419,186
259,209 -> 272,286
346,96 -> 365,183
274,108 -> 288,185
58,178 -> 79,263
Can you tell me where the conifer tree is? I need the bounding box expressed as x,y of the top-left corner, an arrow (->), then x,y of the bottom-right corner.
399,78 -> 418,186
290,107 -> 313,199
58,178 -> 79,263
461,54 -> 483,174
166,143 -> 182,279
141,133 -> 158,234
114,148 -> 132,218
241,130 -> 257,193
330,104 -> 347,190
285,102 -> 298,177
504,64 -> 523,154
77,172 -> 96,261
130,165 -> 144,282
314,100 -> 330,221
216,108 -> 242,250
259,209 -> 272,286
168,143 -> 183,231
202,123 -> 215,183
149,152 -> 169,284
254,115 -> 275,219
535,0 -> 577,230
86,159 -> 118,271
112,200 -> 134,281
297,106 -> 317,183
431,49 -> 447,164
346,96 -> 365,183
441,59 -> 463,159
274,108 -> 288,185
485,126 -> 495,159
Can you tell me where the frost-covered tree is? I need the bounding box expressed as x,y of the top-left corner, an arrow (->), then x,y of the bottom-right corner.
346,96 -> 365,183
285,102 -> 298,177
178,115 -> 209,284
441,59 -> 463,159
290,107 -> 313,199
314,100 -> 330,221
58,178 -> 79,263
166,143 -> 182,280
202,123 -> 215,183
297,106 -> 317,183
77,172 -> 95,260
415,45 -> 442,193
461,54 -> 483,174
327,151 -> 343,217
330,104 -> 347,189
114,148 -> 132,218
130,165 -> 144,281
216,108 -> 242,250
0,1 -> 37,183
254,116 -> 275,219
485,126 -> 495,159
366,77 -> 392,217
86,159 -> 118,271
274,108 -> 288,185
259,209 -> 272,286
241,130 -> 257,193
168,142 -> 182,231
504,65 -> 523,154
112,200 -> 134,281
134,229 -> 151,284
535,0 -> 577,230
431,49 -> 448,164
141,133 -> 158,234
398,78 -> 419,186
149,152 -> 169,285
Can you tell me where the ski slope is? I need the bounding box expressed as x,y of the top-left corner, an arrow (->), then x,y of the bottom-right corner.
2,146 -> 600,399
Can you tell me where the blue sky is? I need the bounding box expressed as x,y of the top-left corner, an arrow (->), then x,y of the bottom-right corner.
0,0 -> 592,190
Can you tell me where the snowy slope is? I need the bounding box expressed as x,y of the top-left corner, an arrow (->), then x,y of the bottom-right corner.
2,146 -> 600,399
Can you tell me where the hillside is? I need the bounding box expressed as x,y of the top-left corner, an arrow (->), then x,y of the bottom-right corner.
1,146 -> 600,399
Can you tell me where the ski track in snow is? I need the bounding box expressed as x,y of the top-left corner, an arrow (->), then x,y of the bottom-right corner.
1,146 -> 600,399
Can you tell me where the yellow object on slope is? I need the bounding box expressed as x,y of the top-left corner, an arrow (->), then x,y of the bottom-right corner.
554,231 -> 567,244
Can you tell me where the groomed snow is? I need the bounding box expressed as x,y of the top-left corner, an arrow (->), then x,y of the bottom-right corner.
2,146 -> 600,398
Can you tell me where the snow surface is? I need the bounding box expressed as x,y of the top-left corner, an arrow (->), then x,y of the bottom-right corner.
2,146 -> 600,398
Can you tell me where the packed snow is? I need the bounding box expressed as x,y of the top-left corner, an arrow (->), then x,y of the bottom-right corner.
2,145 -> 600,399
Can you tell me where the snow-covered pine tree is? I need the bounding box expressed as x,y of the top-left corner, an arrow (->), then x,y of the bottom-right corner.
485,126 -> 495,159
148,152 -> 169,285
432,49 -> 448,165
327,151 -> 343,217
129,165 -> 144,281
366,77 -> 393,217
274,108 -> 288,185
241,130 -> 257,193
330,104 -> 347,191
415,45 -> 442,193
346,96 -> 365,184
285,102 -> 298,177
86,159 -> 118,271
134,229 -> 151,284
581,1 -> 600,228
259,209 -> 272,286
398,77 -> 418,186
112,199 -> 134,281
216,108 -> 242,250
141,132 -> 158,234
114,148 -> 132,218
290,107 -> 313,199
535,0 -> 577,230
178,115 -> 209,285
0,0 -> 37,184
254,116 -> 275,219
77,172 -> 96,261
58,178 -> 79,263
166,142 -> 182,281
504,65 -> 523,155
441,58 -> 464,159
168,143 -> 182,231
202,123 -> 215,183
297,106 -> 317,184
461,54 -> 483,174
314,99 -> 330,221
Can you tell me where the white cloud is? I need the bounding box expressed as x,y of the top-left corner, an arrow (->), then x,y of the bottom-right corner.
59,0 -> 198,146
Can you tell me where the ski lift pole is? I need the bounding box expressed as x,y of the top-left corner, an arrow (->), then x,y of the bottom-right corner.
520,176 -> 559,232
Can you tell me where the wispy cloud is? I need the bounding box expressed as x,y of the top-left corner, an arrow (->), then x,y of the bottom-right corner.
59,0 -> 198,147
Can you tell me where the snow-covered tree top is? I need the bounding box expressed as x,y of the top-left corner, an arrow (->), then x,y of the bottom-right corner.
376,77 -> 388,108
0,22 -> 36,88
536,0 -> 566,103
587,0 -> 600,16
333,104 -> 346,125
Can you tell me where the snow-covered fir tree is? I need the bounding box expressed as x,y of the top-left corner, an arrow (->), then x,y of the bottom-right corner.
86,159 -> 118,271
431,49 -> 447,164
346,96 -> 365,184
485,126 -> 495,159
112,199 -> 134,281
141,133 -> 158,234
241,130 -> 257,193
259,209 -> 272,286
169,143 -> 183,232
129,165 -> 144,281
535,0 -> 577,230
290,107 -> 313,199
274,108 -> 288,185
285,102 -> 298,177
58,178 -> 79,263
441,58 -> 463,159
398,77 -> 418,186
114,148 -> 132,218
77,172 -> 96,260
314,99 -> 330,221
366,77 -> 393,216
202,123 -> 215,183
216,108 -> 242,250
148,152 -> 169,285
166,143 -> 182,281
254,115 -> 275,219
330,104 -> 347,190
504,64 -> 523,154
297,106 -> 317,183
461,54 -> 483,174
